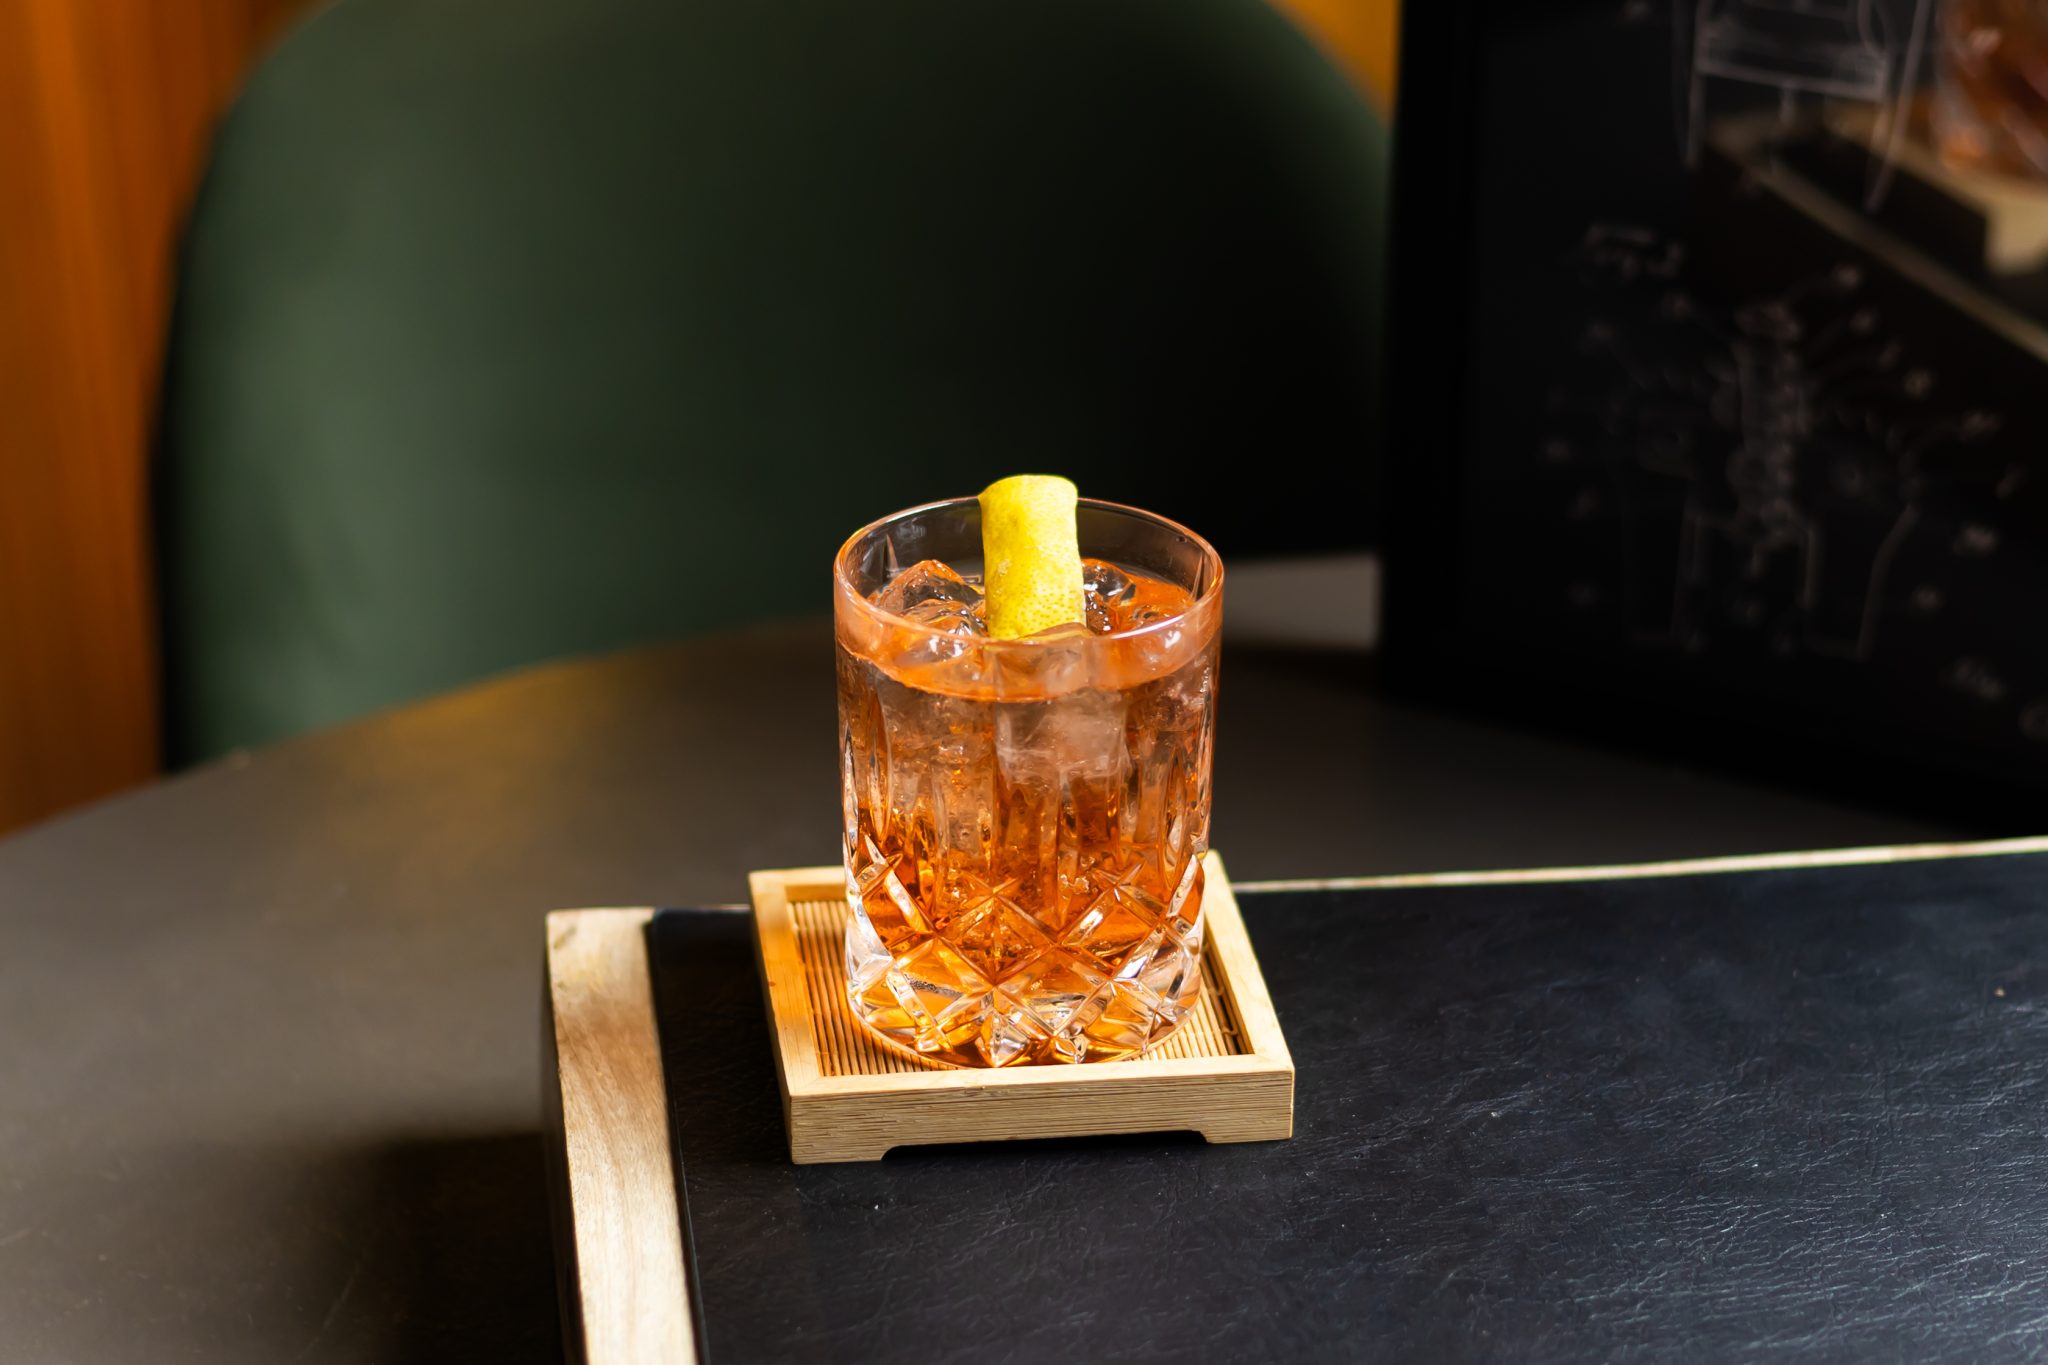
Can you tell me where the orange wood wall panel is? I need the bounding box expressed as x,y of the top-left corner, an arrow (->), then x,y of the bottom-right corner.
0,0 -> 309,834
1270,0 -> 1400,114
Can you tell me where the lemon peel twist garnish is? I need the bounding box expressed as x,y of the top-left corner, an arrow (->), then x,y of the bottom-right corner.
978,474 -> 1085,639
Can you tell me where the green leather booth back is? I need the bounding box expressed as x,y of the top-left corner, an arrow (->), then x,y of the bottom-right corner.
156,0 -> 1386,764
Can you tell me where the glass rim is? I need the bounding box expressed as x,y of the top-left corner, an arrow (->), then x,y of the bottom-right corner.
833,494 -> 1225,650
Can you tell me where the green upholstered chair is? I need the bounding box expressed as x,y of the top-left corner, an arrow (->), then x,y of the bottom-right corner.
155,0 -> 1386,764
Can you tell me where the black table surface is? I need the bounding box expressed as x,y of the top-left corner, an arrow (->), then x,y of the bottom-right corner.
651,850 -> 2048,1363
0,558 -> 1964,1362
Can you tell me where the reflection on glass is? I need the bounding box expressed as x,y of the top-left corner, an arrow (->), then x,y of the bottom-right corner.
1935,0 -> 2048,182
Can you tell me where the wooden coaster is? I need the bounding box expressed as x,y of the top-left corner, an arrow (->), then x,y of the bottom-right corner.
749,850 -> 1294,1164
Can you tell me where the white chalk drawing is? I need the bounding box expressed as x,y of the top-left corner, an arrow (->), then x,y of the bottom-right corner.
1674,0 -> 1935,207
1944,656 -> 2009,702
1554,223 -> 2004,668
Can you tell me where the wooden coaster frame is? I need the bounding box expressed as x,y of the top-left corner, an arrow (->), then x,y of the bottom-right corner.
543,907 -> 696,1365
748,850 -> 1296,1164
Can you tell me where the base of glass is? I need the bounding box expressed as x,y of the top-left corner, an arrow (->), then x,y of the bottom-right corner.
845,988 -> 1199,1070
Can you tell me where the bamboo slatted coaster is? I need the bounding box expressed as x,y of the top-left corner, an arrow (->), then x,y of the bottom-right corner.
750,850 -> 1296,1163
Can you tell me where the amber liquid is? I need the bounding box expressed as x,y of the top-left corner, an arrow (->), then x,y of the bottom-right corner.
1935,0 -> 2048,182
838,568 -> 1217,1067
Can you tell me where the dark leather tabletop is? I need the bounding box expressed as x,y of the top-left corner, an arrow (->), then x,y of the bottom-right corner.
0,559 -> 1962,1361
651,847 -> 2048,1363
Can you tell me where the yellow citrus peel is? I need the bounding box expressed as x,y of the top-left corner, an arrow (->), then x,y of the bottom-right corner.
978,474 -> 1084,639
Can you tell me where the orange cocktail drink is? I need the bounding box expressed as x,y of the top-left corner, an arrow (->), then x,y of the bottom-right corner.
834,489 -> 1222,1067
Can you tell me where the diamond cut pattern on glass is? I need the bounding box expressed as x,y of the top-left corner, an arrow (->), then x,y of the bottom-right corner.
838,611 -> 1216,1065
849,832 -> 929,952
947,875 -> 1052,981
1117,932 -> 1198,1023
1008,956 -> 1113,1062
1061,862 -> 1162,963
887,937 -> 993,1055
844,900 -> 892,991
934,989 -> 1047,1068
1082,983 -> 1157,1060
1164,855 -> 1204,947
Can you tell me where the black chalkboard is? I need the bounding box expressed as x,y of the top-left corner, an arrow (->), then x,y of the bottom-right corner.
1382,0 -> 2048,819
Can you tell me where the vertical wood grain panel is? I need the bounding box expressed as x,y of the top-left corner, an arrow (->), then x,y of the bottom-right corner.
1268,0 -> 1400,115
0,0 -> 312,833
